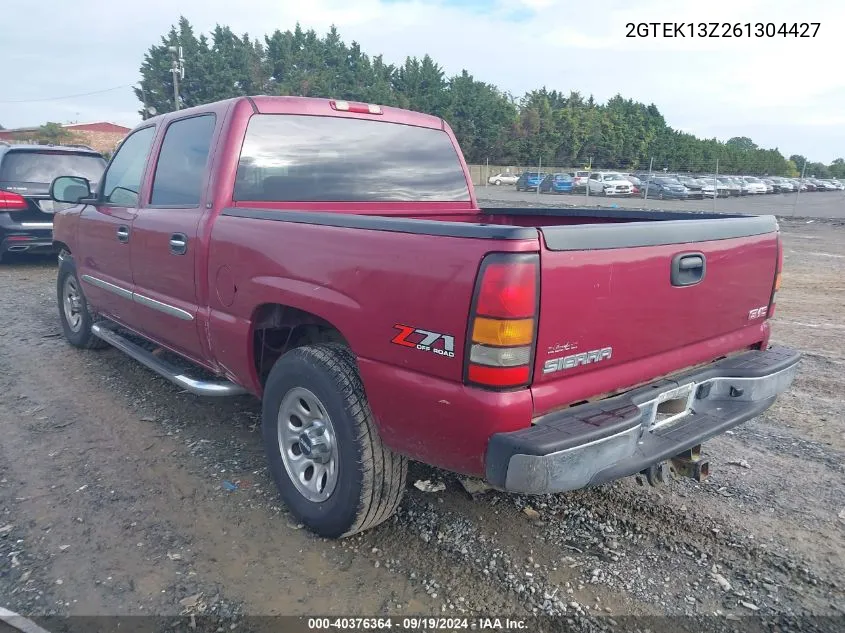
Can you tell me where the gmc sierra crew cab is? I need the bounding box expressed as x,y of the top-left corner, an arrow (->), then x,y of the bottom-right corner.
48,96 -> 800,538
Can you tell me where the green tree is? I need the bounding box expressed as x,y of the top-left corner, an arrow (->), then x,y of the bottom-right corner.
135,19 -> 827,175
726,136 -> 758,152
36,122 -> 72,144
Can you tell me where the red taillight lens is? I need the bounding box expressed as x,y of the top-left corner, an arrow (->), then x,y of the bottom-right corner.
768,234 -> 783,317
0,190 -> 27,210
465,253 -> 539,390
475,261 -> 537,318
467,364 -> 531,387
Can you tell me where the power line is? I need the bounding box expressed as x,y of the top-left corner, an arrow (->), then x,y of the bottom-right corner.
0,85 -> 133,104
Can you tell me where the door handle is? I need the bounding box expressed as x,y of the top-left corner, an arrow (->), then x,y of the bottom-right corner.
116,225 -> 130,243
671,252 -> 706,286
169,233 -> 188,255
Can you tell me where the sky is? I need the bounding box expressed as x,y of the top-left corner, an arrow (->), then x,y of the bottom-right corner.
0,0 -> 843,163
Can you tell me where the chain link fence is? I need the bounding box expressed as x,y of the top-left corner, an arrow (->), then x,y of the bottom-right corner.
470,159 -> 845,218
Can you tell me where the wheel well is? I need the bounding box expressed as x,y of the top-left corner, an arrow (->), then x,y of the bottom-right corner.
251,303 -> 349,387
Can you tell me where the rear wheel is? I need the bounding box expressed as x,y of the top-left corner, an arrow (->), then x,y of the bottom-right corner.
262,344 -> 407,538
57,255 -> 108,349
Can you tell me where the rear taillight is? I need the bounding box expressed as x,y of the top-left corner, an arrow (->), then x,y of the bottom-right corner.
465,253 -> 539,389
768,234 -> 783,318
0,190 -> 27,210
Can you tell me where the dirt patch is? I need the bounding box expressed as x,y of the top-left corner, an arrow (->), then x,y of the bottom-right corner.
0,218 -> 843,631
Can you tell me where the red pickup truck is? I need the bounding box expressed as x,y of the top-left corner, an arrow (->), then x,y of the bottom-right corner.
48,96 -> 800,538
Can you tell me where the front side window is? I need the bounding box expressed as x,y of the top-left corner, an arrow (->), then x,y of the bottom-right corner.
150,114 -> 216,206
101,126 -> 156,206
233,114 -> 470,202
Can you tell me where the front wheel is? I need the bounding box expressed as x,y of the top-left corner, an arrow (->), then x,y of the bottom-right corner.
57,255 -> 108,349
262,344 -> 407,538
494,179 -> 501,186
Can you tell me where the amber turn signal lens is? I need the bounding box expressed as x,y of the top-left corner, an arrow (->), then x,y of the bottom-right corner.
472,317 -> 534,347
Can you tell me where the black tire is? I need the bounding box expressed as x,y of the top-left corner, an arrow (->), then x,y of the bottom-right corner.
494,179 -> 501,186
57,255 -> 108,350
262,344 -> 407,538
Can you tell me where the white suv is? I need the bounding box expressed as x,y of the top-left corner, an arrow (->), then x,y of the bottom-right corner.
588,172 -> 633,196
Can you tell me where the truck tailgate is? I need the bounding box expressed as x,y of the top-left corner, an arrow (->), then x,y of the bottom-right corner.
532,216 -> 779,415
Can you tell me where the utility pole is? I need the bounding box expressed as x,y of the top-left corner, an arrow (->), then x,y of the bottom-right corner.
713,158 -> 719,212
792,161 -> 807,216
168,45 -> 185,110
140,85 -> 149,120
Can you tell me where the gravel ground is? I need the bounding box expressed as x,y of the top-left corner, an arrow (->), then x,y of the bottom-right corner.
0,213 -> 843,633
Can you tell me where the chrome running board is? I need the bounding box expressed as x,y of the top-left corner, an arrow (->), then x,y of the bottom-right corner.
91,323 -> 248,397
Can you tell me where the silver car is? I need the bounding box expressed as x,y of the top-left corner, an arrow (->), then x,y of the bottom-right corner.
488,172 -> 519,186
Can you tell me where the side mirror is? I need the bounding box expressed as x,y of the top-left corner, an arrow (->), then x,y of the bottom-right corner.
50,176 -> 92,204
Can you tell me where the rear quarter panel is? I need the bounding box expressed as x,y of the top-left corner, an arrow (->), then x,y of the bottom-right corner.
204,217 -> 539,473
205,214 -> 537,384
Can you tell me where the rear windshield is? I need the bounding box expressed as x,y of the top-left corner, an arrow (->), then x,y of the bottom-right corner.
233,115 -> 470,202
0,151 -> 106,185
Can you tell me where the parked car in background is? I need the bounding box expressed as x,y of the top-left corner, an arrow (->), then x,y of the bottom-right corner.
698,180 -> 717,198
716,177 -> 741,197
740,176 -> 767,195
676,176 -> 704,199
761,179 -> 775,194
815,179 -> 837,191
588,171 -> 633,196
770,178 -> 793,193
0,142 -> 107,263
702,177 -> 732,198
643,177 -> 689,200
488,172 -> 519,186
570,170 -> 591,191
516,171 -> 546,191
539,173 -> 575,194
729,177 -> 750,195
802,180 -> 817,192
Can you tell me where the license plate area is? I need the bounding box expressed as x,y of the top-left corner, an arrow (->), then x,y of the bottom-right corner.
645,383 -> 696,431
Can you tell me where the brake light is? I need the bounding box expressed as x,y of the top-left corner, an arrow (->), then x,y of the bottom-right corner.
465,253 -> 539,390
768,234 -> 783,317
330,100 -> 383,115
0,189 -> 27,210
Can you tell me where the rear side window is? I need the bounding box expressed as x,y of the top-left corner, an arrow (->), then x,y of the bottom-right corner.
233,115 -> 470,202
0,151 -> 106,185
150,114 -> 216,206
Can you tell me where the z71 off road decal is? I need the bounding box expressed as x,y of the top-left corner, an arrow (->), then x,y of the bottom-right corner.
392,324 -> 456,358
